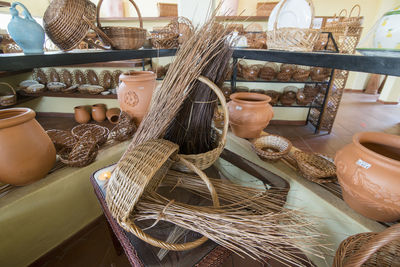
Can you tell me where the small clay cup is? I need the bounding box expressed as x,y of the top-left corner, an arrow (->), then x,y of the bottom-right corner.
92,104 -> 106,122
106,108 -> 121,124
74,105 -> 91,124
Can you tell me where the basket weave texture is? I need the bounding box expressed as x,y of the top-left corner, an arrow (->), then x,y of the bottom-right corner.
267,0 -> 320,52
333,223 -> 400,267
59,131 -> 99,167
72,124 -> 110,145
293,151 -> 336,183
46,129 -> 77,152
0,82 -> 16,107
252,135 -> 292,161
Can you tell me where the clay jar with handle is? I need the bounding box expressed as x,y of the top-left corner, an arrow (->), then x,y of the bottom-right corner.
74,105 -> 91,124
106,108 -> 121,124
92,103 -> 106,122
335,132 -> 400,222
0,108 -> 56,185
117,71 -> 156,126
228,92 -> 274,139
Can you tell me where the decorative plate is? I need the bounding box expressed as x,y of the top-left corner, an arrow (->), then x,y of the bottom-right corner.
73,70 -> 87,85
85,69 -> 99,85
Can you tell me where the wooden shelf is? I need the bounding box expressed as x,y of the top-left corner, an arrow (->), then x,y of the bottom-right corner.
0,95 -> 36,110
0,1 -> 10,7
61,59 -> 151,68
0,69 -> 32,78
100,16 -> 176,22
18,90 -> 117,99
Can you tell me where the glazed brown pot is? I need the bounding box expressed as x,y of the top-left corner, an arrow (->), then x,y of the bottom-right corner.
92,104 -> 106,122
228,92 -> 274,139
74,105 -> 91,124
335,132 -> 400,222
0,108 -> 56,185
106,108 -> 121,124
117,71 -> 156,126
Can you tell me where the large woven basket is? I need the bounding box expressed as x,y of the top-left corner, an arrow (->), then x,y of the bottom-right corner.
333,223 -> 400,267
172,76 -> 229,173
43,0 -> 102,51
267,0 -> 320,52
106,139 -> 219,251
95,0 -> 147,50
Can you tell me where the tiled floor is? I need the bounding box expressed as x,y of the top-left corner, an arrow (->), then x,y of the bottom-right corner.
31,92 -> 399,267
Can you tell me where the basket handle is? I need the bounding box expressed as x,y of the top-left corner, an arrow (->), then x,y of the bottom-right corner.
120,155 -> 220,251
82,15 -> 115,49
349,4 -> 361,18
274,0 -> 315,31
345,224 -> 400,267
197,75 -> 229,146
338,9 -> 347,17
96,0 -> 144,29
0,82 -> 16,96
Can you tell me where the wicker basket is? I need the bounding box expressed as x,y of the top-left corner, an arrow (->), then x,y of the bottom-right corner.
157,3 -> 178,17
96,0 -> 147,50
265,90 -> 281,105
310,67 -> 329,82
106,139 -> 219,251
46,129 -> 77,152
277,64 -> 295,81
245,32 -> 267,49
71,124 -> 109,145
333,223 -> 400,267
293,151 -> 336,183
59,131 -> 99,167
252,135 -> 292,161
109,112 -> 137,142
293,66 -> 310,82
267,0 -> 320,52
279,86 -> 297,106
172,76 -> 229,173
0,82 -> 16,107
259,63 -> 278,81
43,0 -> 102,51
242,65 -> 261,81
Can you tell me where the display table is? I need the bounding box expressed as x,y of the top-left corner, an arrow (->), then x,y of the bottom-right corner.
0,133 -> 387,267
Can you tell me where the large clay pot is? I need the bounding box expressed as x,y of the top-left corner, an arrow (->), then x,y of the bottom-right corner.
117,71 -> 156,126
0,108 -> 56,185
228,92 -> 274,139
335,132 -> 400,222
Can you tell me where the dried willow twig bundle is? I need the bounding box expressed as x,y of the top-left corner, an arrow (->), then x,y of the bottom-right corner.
134,192 -> 330,266
122,11 -> 233,156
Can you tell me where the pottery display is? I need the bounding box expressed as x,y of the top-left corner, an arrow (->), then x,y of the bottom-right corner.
118,71 -> 156,125
0,108 -> 56,185
374,6 -> 400,49
74,105 -> 91,124
7,2 -> 45,54
106,108 -> 121,124
92,104 -> 106,122
335,132 -> 400,222
228,92 -> 274,139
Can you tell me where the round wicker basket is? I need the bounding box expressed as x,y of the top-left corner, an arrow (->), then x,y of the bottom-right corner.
71,124 -> 110,145
333,223 -> 400,267
171,76 -> 229,173
106,139 -> 220,251
252,135 -> 292,161
293,151 -> 337,183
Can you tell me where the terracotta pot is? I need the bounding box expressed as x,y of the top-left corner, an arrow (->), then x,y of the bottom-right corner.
74,105 -> 91,124
228,92 -> 274,139
118,71 -> 156,126
0,108 -> 56,185
106,108 -> 121,124
92,104 -> 106,122
335,132 -> 400,222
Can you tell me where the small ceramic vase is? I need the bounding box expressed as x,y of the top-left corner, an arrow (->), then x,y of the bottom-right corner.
228,92 -> 274,139
7,2 -> 45,54
0,108 -> 56,185
335,132 -> 400,222
106,108 -> 121,124
92,104 -> 106,122
74,106 -> 91,124
118,71 -> 156,126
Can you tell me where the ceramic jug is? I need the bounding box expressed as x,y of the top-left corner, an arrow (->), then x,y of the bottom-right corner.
374,6 -> 400,49
7,2 -> 45,54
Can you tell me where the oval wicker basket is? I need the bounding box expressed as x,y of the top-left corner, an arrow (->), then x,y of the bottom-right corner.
293,151 -> 337,183
333,223 -> 400,267
267,0 -> 320,52
0,82 -> 16,107
106,139 -> 220,251
46,129 -> 77,152
172,76 -> 229,173
95,0 -> 147,50
252,134 -> 292,161
71,124 -> 110,145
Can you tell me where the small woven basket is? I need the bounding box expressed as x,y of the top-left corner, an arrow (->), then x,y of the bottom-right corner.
245,32 -> 267,49
157,3 -> 178,17
96,0 -> 147,50
293,66 -> 310,82
109,112 -> 137,142
0,82 -> 16,107
252,135 -> 292,161
106,139 -> 220,251
151,17 -> 193,49
59,131 -> 99,167
333,223 -> 400,267
265,90 -> 281,105
71,124 -> 109,145
46,129 -> 77,152
172,76 -> 229,173
293,151 -> 336,183
242,65 -> 261,81
259,63 -> 278,81
267,0 -> 320,52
